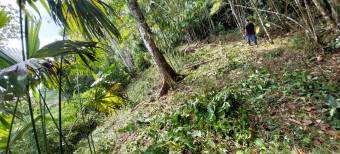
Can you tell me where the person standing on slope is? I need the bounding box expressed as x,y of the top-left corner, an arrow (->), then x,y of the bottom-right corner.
245,19 -> 257,45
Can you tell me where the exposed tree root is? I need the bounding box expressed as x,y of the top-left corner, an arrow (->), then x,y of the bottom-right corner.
158,74 -> 185,97
158,80 -> 170,97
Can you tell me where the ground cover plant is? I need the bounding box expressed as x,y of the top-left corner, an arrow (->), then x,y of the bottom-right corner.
0,0 -> 339,153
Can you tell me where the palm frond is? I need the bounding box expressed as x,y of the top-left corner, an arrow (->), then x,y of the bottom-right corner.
0,48 -> 21,68
47,0 -> 121,40
0,59 -> 39,95
27,18 -> 41,58
0,40 -> 98,97
32,40 -> 97,58
0,115 -> 41,151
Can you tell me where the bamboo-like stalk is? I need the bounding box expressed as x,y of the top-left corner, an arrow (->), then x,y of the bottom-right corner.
18,0 -> 42,152
76,60 -> 93,154
38,89 -> 69,147
251,0 -> 273,44
81,106 -> 93,154
26,86 -> 41,154
19,0 -> 25,61
303,0 -> 318,41
58,8 -> 70,154
24,11 -> 41,153
5,98 -> 19,154
37,90 -> 71,153
312,0 -> 337,30
90,128 -> 96,153
228,3 -> 308,32
39,88 -> 48,152
236,0 -> 246,30
228,0 -> 242,32
294,0 -> 312,35
58,54 -> 63,154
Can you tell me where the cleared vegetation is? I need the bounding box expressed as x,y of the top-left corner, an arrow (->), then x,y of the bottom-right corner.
0,0 -> 339,153
75,32 -> 339,153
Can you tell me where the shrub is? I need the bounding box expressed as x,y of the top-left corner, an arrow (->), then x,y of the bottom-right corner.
133,52 -> 151,72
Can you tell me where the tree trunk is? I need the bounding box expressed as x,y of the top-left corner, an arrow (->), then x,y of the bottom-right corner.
294,0 -> 318,42
268,0 -> 290,32
108,37 -> 136,77
121,48 -> 136,76
231,4 -> 308,31
127,0 -> 179,95
228,0 -> 243,33
303,0 -> 318,42
251,0 -> 274,44
312,0 -> 337,30
329,0 -> 339,29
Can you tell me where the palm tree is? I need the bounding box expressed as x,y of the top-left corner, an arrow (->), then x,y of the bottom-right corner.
127,0 -> 180,96
45,0 -> 120,40
1,0 -> 130,152
0,12 -> 97,153
45,0 -> 181,95
0,39 -> 97,98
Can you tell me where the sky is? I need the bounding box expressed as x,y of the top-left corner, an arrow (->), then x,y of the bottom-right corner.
0,0 -> 61,49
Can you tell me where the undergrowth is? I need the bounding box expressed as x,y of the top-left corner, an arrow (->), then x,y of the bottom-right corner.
122,68 -> 339,153
74,33 -> 340,153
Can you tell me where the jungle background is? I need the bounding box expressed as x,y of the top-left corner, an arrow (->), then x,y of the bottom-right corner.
0,0 -> 339,153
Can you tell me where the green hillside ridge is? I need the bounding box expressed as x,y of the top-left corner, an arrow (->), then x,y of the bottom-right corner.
75,32 -> 340,153
1,1 -> 339,153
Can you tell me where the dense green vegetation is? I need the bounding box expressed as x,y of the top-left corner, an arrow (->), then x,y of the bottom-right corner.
0,0 -> 339,153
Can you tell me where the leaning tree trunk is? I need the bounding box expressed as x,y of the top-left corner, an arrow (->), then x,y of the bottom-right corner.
312,0 -> 337,30
120,48 -> 136,76
252,0 -> 274,44
228,0 -> 243,32
128,0 -> 179,95
108,37 -> 136,77
294,0 -> 318,42
329,0 -> 339,29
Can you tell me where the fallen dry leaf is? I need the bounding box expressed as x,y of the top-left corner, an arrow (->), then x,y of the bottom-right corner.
306,106 -> 316,112
302,120 -> 313,126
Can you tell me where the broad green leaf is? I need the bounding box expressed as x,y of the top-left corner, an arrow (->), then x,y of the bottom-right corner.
27,19 -> 41,58
0,141 -> 7,149
0,60 -> 30,96
39,0 -> 50,15
254,138 -> 266,150
326,95 -> 336,108
0,129 -> 8,138
27,0 -> 41,16
32,40 -> 96,58
0,10 -> 9,28
0,114 -> 11,129
0,48 -> 19,68
210,0 -> 225,15
236,151 -> 245,154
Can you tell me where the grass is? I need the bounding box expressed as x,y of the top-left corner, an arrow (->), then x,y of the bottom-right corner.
74,32 -> 340,153
126,66 -> 159,106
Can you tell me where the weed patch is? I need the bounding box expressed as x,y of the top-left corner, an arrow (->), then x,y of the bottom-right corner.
133,89 -> 250,153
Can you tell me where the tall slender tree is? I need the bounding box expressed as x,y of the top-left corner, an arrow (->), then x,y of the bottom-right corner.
251,0 -> 273,44
127,0 -> 180,95
312,0 -> 338,30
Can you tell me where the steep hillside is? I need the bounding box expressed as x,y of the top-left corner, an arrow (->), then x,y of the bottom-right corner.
75,32 -> 340,153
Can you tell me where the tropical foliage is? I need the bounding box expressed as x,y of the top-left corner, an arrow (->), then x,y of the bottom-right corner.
0,0 -> 339,153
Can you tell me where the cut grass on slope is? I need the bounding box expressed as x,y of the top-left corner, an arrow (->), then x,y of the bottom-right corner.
75,32 -> 340,153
